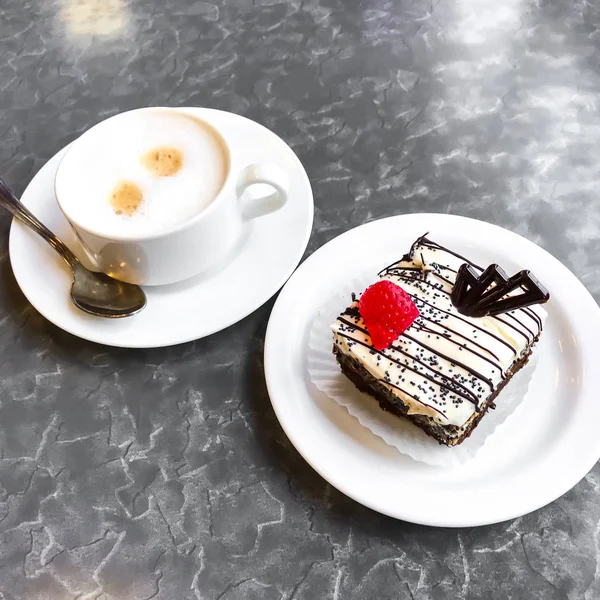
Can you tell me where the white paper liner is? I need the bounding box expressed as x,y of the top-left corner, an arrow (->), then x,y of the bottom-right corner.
307,272 -> 539,467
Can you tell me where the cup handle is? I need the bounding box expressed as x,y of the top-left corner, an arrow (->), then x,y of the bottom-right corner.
236,163 -> 289,221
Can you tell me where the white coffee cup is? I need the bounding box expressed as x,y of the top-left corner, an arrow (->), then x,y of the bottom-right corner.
54,107 -> 289,286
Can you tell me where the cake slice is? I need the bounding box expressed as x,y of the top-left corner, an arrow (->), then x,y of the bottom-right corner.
331,235 -> 548,446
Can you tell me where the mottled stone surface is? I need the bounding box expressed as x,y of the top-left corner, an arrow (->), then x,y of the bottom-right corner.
0,0 -> 599,597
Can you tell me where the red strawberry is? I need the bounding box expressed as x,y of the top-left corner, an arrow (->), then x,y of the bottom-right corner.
359,280 -> 419,350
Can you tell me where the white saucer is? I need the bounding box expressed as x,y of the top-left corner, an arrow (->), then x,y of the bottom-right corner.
264,214 -> 600,527
9,109 -> 313,348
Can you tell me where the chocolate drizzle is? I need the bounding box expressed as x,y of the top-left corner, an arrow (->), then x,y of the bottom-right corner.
410,295 -> 517,356
336,319 -> 481,408
402,331 -> 495,390
391,271 -> 527,351
494,315 -> 531,343
503,312 -> 536,340
411,323 -> 502,375
523,307 -> 543,330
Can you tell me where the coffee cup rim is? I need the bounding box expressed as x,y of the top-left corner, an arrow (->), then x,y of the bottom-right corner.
54,106 -> 234,242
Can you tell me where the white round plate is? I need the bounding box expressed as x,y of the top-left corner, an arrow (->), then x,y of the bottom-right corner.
9,108 -> 313,348
264,213 -> 600,527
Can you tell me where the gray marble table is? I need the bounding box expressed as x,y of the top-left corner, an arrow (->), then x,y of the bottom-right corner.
1,0 -> 600,598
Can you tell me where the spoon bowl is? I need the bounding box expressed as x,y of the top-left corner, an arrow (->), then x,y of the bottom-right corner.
71,263 -> 147,318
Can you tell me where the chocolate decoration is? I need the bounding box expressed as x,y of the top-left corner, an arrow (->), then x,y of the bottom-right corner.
451,263 -> 549,318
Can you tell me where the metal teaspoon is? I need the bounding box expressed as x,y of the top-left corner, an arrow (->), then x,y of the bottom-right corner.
0,177 -> 147,318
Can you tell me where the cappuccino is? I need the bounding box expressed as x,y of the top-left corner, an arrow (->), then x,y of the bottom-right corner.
57,110 -> 229,237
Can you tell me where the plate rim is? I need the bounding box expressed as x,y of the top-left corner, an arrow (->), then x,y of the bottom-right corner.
8,108 -> 314,349
264,213 -> 600,527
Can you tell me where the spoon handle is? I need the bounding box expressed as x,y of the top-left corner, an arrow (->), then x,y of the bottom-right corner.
0,177 -> 79,269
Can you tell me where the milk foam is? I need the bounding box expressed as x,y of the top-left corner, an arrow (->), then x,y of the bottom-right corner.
57,110 -> 229,237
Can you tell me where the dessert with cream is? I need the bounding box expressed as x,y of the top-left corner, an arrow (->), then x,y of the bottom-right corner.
331,235 -> 549,446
